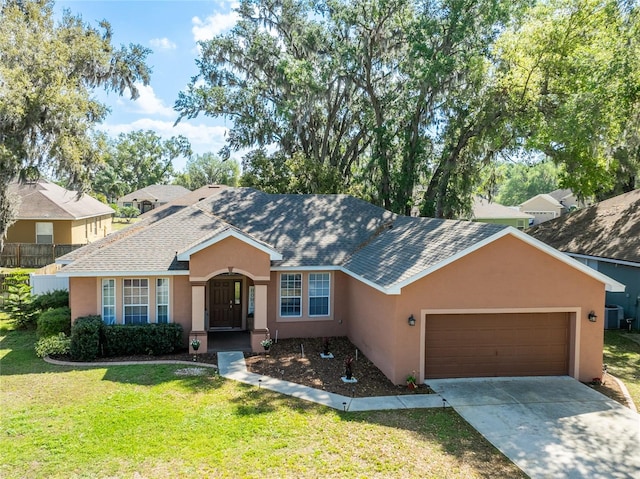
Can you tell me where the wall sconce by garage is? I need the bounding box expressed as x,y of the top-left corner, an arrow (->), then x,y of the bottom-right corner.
588,311 -> 598,322
408,314 -> 416,326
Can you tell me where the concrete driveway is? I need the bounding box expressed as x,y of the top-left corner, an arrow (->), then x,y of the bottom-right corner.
427,376 -> 640,479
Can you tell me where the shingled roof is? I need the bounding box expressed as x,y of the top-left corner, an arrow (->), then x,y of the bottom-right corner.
118,184 -> 190,203
61,187 -> 621,292
8,180 -> 113,220
528,189 -> 640,264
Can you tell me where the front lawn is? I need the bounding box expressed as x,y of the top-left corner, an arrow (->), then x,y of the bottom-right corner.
604,330 -> 640,407
0,317 -> 525,478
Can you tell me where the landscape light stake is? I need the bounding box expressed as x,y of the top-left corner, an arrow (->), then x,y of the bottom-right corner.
342,402 -> 347,412
442,397 -> 448,409
258,379 -> 262,389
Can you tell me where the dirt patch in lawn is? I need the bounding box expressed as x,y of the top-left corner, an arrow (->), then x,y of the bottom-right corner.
244,336 -> 431,398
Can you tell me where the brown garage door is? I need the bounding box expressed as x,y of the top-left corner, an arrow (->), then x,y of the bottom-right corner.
425,312 -> 569,378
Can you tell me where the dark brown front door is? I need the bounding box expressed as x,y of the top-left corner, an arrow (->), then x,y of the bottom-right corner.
210,278 -> 242,329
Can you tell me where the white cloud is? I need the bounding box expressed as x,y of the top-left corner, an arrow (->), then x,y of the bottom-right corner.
192,10 -> 239,42
129,83 -> 174,117
149,37 -> 177,50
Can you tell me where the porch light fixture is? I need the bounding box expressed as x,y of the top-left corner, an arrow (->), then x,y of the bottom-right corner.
408,314 -> 416,326
588,311 -> 598,322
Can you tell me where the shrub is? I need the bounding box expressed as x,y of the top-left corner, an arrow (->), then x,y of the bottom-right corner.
103,323 -> 183,357
70,315 -> 105,361
2,271 -> 37,329
32,290 -> 69,311
37,307 -> 71,338
35,333 -> 71,358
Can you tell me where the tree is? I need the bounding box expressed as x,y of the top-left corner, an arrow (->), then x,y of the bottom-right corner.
495,161 -> 560,206
119,206 -> 140,223
174,153 -> 240,189
92,130 -> 191,200
0,0 -> 152,250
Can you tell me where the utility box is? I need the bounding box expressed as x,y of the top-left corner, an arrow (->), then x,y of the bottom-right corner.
604,305 -> 624,329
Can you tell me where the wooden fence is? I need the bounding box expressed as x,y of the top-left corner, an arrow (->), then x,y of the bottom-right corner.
0,243 -> 84,268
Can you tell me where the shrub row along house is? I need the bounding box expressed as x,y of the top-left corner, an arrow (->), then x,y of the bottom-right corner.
58,186 -> 623,385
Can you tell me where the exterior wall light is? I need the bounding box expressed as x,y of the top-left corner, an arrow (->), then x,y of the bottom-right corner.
588,311 -> 598,322
408,314 -> 416,326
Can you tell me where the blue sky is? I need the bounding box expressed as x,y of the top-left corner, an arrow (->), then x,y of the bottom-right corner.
54,0 -> 240,171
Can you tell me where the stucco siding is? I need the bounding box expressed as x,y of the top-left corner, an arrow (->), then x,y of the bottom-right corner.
190,236 -> 271,281
6,219 -> 73,244
69,277 -> 98,321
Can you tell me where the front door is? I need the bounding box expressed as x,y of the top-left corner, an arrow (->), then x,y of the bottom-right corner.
210,278 -> 242,329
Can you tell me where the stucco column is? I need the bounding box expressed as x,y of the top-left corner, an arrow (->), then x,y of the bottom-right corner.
190,282 -> 207,354
250,283 -> 269,351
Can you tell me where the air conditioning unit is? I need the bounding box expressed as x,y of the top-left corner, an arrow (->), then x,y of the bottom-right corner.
604,305 -> 624,329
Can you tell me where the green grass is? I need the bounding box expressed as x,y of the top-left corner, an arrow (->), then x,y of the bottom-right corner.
111,217 -> 141,232
604,331 -> 640,407
0,315 -> 525,479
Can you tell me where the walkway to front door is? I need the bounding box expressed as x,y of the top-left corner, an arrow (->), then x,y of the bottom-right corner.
210,277 -> 242,329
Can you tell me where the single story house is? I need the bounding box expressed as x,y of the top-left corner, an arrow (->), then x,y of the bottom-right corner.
528,189 -> 639,329
469,196 -> 533,230
6,179 -> 114,245
58,188 -> 623,384
520,193 -> 565,226
117,185 -> 190,214
548,188 -> 589,211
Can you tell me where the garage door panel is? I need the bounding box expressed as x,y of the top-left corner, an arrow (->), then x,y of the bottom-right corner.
426,313 -> 569,378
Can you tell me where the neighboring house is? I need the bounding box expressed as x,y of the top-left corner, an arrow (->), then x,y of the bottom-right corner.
548,188 -> 589,211
6,179 -> 113,245
117,185 -> 191,214
519,193 -> 564,226
528,189 -> 640,328
469,196 -> 533,230
58,188 -> 623,385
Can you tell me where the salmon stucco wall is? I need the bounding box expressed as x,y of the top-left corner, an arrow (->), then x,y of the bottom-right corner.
343,276 -> 399,383
172,275 -> 193,346
265,270 -> 349,339
69,277 -> 98,322
190,236 -> 271,281
398,234 -> 606,383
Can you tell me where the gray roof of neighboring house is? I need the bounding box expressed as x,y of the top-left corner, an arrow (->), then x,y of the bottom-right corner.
60,188 -> 509,289
118,184 -> 190,203
471,197 -> 533,220
8,180 -> 114,220
548,189 -> 574,202
528,189 -> 640,264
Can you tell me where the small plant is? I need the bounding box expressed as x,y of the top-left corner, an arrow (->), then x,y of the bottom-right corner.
261,338 -> 273,350
344,356 -> 354,379
406,371 -> 417,389
35,333 -> 71,358
322,337 -> 330,355
190,338 -> 201,351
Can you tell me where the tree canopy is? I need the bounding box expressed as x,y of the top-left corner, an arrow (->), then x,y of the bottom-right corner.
0,0 -> 152,248
174,153 -> 240,190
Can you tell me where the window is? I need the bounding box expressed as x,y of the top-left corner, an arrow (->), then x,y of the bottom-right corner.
123,279 -> 148,324
35,222 -> 53,244
309,273 -> 330,316
156,278 -> 170,323
102,279 -> 116,325
280,273 -> 302,317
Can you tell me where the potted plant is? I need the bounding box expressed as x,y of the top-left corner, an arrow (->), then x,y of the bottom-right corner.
406,371 -> 417,390
190,338 -> 201,362
261,338 -> 273,351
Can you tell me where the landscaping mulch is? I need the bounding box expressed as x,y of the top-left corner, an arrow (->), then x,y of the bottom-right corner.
244,336 -> 432,398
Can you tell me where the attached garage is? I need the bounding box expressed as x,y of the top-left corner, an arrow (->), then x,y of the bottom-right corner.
425,312 -> 571,379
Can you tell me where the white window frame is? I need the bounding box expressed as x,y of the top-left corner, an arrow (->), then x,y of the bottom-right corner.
123,278 -> 149,324
156,278 -> 170,324
279,273 -> 302,317
308,273 -> 330,317
35,222 -> 54,244
101,279 -> 116,325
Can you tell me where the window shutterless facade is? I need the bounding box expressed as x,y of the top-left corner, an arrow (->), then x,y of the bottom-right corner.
308,273 -> 330,316
280,273 -> 302,316
123,278 -> 149,324
101,279 -> 116,324
35,222 -> 53,244
156,278 -> 170,323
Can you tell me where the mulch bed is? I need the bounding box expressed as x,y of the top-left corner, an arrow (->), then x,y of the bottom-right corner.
244,336 -> 432,397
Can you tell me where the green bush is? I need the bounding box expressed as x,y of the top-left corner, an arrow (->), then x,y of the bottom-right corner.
2,271 -> 37,329
35,333 -> 71,358
103,323 -> 183,356
70,315 -> 105,361
32,290 -> 69,311
37,307 -> 71,338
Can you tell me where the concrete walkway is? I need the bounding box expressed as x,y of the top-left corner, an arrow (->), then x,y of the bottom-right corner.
429,377 -> 640,479
217,351 -> 445,411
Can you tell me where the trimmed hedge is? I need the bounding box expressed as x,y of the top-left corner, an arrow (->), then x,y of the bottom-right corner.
37,307 -> 71,338
35,333 -> 71,358
103,324 -> 183,357
70,315 -> 104,361
70,317 -> 184,361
